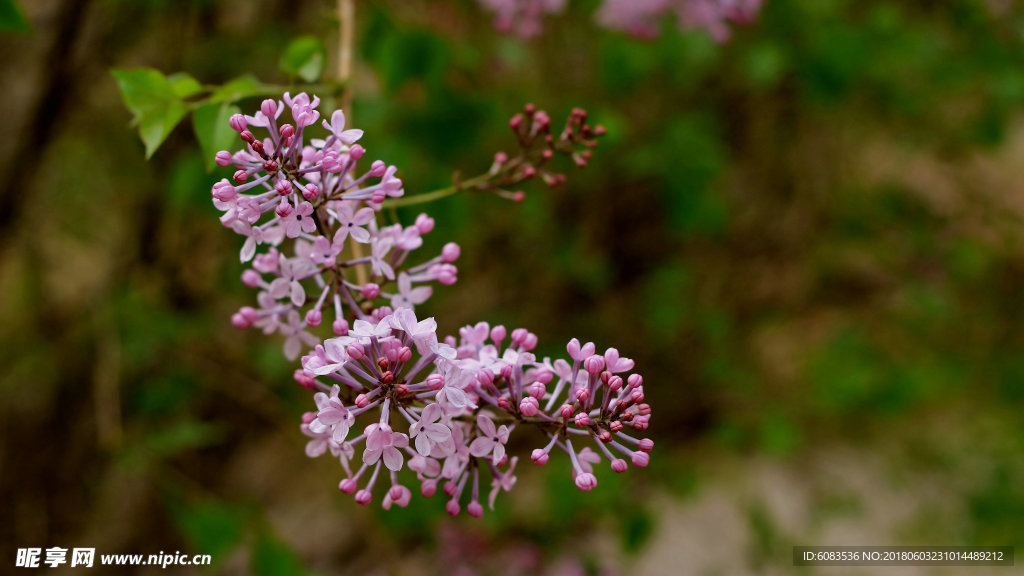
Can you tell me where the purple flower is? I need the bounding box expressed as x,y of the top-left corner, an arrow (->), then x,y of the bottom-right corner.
322,110 -> 364,145
390,273 -> 433,310
363,424 -> 410,471
410,403 -> 453,457
469,414 -> 511,465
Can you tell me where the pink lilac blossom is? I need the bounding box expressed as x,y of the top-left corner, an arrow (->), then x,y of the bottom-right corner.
479,0 -> 763,41
216,95 -> 461,360
299,309 -> 653,514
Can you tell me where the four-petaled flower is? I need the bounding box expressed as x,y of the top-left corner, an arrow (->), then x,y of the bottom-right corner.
409,403 -> 453,457
469,414 -> 510,465
363,424 -> 410,471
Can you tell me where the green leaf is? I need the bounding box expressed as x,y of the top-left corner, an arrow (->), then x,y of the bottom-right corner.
0,0 -> 29,33
193,102 -> 241,171
209,74 -> 262,104
139,100 -> 187,158
168,72 -> 203,99
279,36 -> 325,83
113,68 -> 177,117
112,68 -> 188,158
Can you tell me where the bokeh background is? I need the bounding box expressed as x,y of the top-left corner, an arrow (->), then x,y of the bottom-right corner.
3,0 -> 1024,573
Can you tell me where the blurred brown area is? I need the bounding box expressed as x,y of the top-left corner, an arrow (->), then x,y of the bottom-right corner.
2,0 -> 1024,574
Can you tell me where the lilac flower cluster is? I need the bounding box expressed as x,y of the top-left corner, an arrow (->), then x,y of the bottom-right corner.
213,93 -> 460,359
210,96 -> 641,514
478,0 -> 763,41
299,309 -> 653,514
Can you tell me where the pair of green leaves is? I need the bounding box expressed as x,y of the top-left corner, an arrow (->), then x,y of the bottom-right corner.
112,35 -> 326,168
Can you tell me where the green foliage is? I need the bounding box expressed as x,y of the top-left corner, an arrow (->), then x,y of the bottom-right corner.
113,68 -> 190,158
0,0 -> 28,32
171,499 -> 248,559
193,102 -> 242,171
279,36 -> 325,83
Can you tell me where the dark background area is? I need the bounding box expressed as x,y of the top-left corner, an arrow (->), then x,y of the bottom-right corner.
2,0 -> 1024,573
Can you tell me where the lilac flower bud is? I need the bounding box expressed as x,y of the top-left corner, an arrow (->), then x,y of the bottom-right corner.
229,113 -> 247,132
535,369 -> 553,384
434,264 -> 458,285
415,213 -> 435,234
355,489 -> 372,505
303,183 -> 319,201
511,328 -> 528,347
215,150 -> 233,166
305,309 -> 322,327
574,412 -> 591,427
350,144 -> 365,160
445,500 -> 460,516
637,403 -> 651,416
509,113 -> 523,131
520,397 -> 539,416
609,420 -> 623,433
628,374 -> 643,388
275,200 -> 293,218
426,373 -> 444,390
239,130 -> 255,144
631,390 -> 645,403
611,459 -> 628,473
301,411 -> 316,424
355,394 -> 369,408
370,160 -> 386,177
339,478 -> 358,494
607,375 -> 623,391
293,369 -> 315,389
231,313 -> 249,329
398,346 -> 413,363
260,99 -> 277,118
632,418 -> 649,431
436,244 -> 459,265
241,270 -> 261,288
526,382 -> 546,399
575,388 -> 590,404
476,370 -> 494,387
490,325 -> 507,344
584,355 -> 605,375
233,169 -> 249,183
494,151 -> 508,164
251,140 -> 265,155
421,479 -> 437,497
443,481 -> 457,497
211,179 -> 236,202
361,283 -> 380,299
631,452 -> 650,468
638,438 -> 654,452
559,404 -> 574,418
468,501 -> 484,518
388,485 -> 412,508
575,473 -> 597,491
522,332 -> 538,351
333,319 -> 349,335
531,449 -> 549,465
239,306 -> 259,322
500,364 -> 514,381
597,430 -> 612,443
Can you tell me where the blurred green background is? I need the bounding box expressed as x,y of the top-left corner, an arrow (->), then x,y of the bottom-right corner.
2,0 -> 1024,573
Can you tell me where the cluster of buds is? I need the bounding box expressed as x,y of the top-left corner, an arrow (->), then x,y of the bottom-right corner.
300,309 -> 653,514
484,104 -> 605,201
479,0 -> 763,42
